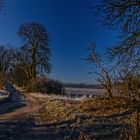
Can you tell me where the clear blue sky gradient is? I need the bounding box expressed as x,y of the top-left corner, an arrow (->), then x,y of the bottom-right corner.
0,0 -> 118,83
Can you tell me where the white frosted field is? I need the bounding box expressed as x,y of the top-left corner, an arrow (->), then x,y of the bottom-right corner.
31,87 -> 108,101
65,87 -> 106,98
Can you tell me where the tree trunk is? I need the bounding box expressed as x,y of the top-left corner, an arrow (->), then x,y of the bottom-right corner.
106,88 -> 112,98
31,48 -> 36,79
105,79 -> 112,98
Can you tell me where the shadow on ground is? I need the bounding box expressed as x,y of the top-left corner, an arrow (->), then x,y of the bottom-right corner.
0,114 -> 132,140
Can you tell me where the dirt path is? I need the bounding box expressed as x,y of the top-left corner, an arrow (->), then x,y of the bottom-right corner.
0,85 -> 53,140
0,84 -> 43,121
0,85 -> 86,140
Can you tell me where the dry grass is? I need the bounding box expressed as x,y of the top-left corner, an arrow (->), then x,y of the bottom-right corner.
38,97 -> 139,123
38,100 -> 77,123
77,97 -> 138,116
11,85 -> 140,139
36,97 -> 140,139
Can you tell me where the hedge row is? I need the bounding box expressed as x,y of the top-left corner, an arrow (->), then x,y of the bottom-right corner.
26,77 -> 65,95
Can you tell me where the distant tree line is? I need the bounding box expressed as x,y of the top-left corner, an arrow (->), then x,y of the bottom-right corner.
64,82 -> 101,89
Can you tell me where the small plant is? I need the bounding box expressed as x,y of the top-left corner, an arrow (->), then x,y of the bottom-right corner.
86,43 -> 112,98
26,77 -> 65,95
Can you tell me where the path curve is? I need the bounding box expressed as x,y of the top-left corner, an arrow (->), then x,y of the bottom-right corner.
0,84 -> 43,121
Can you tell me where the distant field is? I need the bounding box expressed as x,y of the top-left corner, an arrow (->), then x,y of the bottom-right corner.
65,87 -> 125,98
65,87 -> 106,98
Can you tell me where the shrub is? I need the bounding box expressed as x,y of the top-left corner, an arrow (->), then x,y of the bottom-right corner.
26,77 -> 65,95
0,72 -> 7,89
12,64 -> 30,87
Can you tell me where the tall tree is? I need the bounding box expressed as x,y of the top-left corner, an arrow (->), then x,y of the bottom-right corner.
18,22 -> 52,79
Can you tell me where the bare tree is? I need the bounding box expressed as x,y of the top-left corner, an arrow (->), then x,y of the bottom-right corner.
0,45 -> 13,73
91,0 -> 140,64
91,1 -> 140,138
91,2 -> 140,138
87,43 -> 112,98
13,48 -> 33,79
115,66 -> 140,100
18,22 -> 52,79
0,45 -> 12,88
92,0 -> 140,98
92,0 -> 140,29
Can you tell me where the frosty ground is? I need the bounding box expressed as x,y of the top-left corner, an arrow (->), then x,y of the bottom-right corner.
0,85 -> 139,140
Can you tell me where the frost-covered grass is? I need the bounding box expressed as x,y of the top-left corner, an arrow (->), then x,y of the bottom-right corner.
30,87 -> 106,101
65,87 -> 106,98
37,97 -> 139,139
31,93 -> 88,101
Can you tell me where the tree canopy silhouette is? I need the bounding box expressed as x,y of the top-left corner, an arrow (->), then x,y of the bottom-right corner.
17,22 -> 52,79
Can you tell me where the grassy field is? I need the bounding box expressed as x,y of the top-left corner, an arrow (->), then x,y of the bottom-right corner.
36,97 -> 140,140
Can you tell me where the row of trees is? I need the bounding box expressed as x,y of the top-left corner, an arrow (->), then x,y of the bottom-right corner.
87,0 -> 140,100
0,22 -> 51,87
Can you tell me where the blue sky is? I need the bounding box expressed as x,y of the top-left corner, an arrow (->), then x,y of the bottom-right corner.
0,0 -> 118,83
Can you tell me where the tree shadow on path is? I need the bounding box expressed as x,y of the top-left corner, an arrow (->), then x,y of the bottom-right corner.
0,115 -> 131,140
